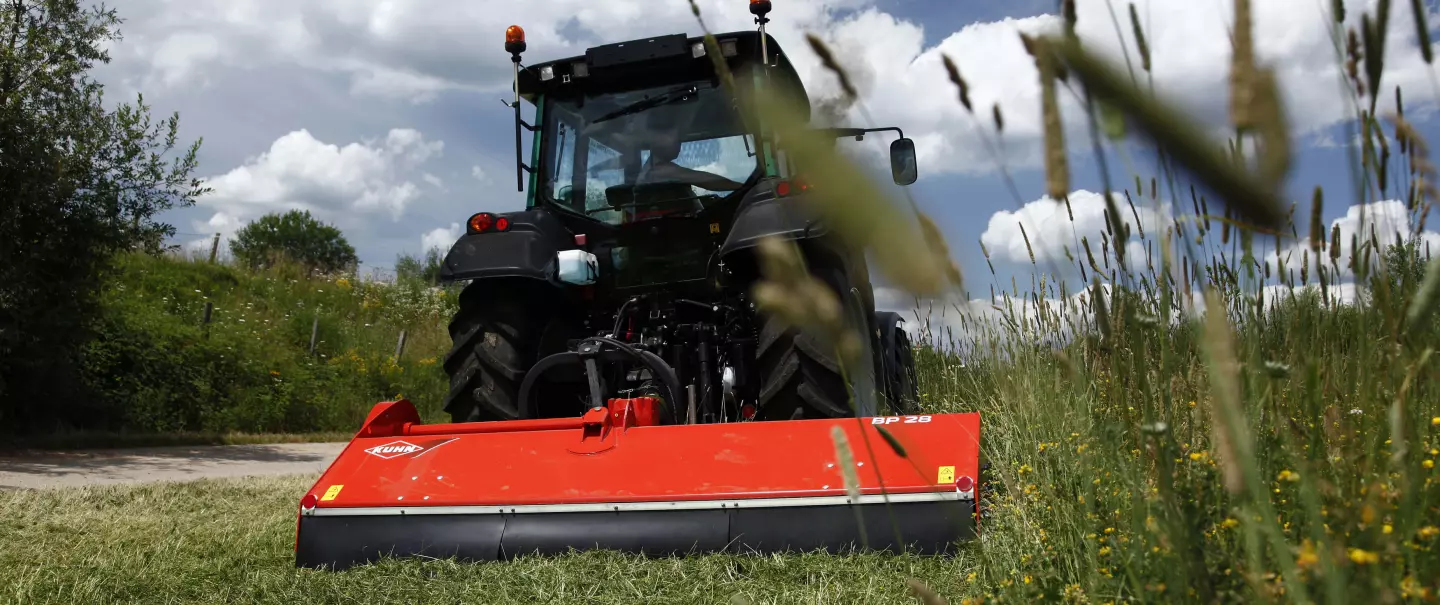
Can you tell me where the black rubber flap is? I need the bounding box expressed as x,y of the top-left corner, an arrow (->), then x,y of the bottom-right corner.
501,509 -> 729,557
295,499 -> 975,571
730,500 -> 974,555
296,514 -> 505,571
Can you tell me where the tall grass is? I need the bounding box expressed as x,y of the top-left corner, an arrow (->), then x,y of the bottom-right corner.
688,0 -> 1440,602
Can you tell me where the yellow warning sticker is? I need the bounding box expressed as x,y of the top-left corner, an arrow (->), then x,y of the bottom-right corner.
937,466 -> 955,484
709,222 -> 721,234
321,485 -> 344,501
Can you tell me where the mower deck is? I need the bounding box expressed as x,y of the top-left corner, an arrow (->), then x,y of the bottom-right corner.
294,399 -> 981,570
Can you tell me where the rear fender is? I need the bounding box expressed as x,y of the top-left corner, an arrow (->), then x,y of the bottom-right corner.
439,208 -> 575,284
718,181 -> 828,258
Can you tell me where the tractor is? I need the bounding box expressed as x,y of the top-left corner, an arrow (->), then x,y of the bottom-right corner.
438,2 -> 921,428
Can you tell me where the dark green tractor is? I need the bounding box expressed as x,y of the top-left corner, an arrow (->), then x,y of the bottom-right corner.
439,6 -> 920,427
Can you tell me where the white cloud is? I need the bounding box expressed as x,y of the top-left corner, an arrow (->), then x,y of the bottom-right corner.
471,165 -> 490,183
193,128 -> 443,243
110,0 -> 1440,178
1264,199 -> 1440,281
421,223 -> 463,254
980,189 -> 1168,272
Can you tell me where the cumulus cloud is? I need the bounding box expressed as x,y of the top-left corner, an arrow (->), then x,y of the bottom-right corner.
1264,199 -> 1440,281
108,0 -> 1440,178
421,223 -> 463,254
193,128 -> 444,244
980,189 -> 1170,275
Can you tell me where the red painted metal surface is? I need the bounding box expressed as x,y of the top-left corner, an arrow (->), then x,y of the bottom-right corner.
301,399 -> 981,510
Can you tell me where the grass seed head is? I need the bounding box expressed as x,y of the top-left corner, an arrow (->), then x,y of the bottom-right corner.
941,54 -> 972,112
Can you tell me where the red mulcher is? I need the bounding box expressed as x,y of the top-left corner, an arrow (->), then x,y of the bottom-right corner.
293,1 -> 983,570
294,399 -> 980,569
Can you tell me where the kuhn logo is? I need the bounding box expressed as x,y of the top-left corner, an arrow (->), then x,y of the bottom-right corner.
362,437 -> 457,459
365,441 -> 424,458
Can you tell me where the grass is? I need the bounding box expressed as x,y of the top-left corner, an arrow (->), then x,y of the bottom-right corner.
0,474 -> 984,605
6,1 -> 1440,603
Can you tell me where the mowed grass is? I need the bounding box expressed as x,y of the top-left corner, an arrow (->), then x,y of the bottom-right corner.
0,474 -> 983,605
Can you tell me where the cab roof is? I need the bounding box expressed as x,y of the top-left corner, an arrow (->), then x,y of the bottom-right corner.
516,30 -> 811,123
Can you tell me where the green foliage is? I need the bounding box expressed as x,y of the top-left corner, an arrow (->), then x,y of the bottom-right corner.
68,252 -> 455,433
394,247 -> 446,287
230,210 -> 359,277
0,0 -> 208,431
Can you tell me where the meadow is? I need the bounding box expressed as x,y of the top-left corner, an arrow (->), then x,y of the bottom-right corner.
3,0 -> 1440,602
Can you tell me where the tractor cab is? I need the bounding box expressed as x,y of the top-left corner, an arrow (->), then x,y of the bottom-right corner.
509,28 -> 801,229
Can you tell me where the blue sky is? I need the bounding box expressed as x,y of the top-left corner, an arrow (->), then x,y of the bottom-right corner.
94,0 -> 1440,322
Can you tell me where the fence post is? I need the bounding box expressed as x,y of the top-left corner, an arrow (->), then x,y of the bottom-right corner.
309,316 -> 320,355
394,330 -> 408,360
208,233 -> 220,263
202,301 -> 213,338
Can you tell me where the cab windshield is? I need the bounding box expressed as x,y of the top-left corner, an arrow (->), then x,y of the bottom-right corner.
539,79 -> 760,224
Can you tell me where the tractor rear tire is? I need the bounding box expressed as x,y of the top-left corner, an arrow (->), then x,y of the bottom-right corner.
754,251 -> 878,421
443,291 -> 572,423
875,311 -> 920,414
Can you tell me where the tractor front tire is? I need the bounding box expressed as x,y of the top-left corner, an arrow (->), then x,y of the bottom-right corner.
443,294 -> 552,423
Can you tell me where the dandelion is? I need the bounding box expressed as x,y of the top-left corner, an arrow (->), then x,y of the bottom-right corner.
1432,416 -> 1440,426
1348,548 -> 1379,565
1425,460 -> 1435,469
1222,518 -> 1240,529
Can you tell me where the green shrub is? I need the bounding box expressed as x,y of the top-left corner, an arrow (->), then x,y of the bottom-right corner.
71,252 -> 455,434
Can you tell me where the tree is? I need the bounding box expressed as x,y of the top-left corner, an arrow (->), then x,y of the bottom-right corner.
230,210 -> 359,277
0,0 -> 208,431
395,247 -> 446,286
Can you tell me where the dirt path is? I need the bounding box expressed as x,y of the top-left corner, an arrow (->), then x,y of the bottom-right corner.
0,442 -> 347,490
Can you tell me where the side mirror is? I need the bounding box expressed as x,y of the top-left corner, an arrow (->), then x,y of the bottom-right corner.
890,138 -> 918,186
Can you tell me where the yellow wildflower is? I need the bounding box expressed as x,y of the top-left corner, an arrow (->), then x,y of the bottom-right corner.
1424,459 -> 1435,469
1221,518 -> 1240,529
1348,548 -> 1379,565
1400,576 -> 1428,600
1417,526 -> 1439,539
1296,539 -> 1318,569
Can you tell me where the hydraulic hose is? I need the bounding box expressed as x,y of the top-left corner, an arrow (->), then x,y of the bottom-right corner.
515,337 -> 683,423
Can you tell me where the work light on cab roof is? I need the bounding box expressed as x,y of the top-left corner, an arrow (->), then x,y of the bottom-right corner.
292,1 -> 973,572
